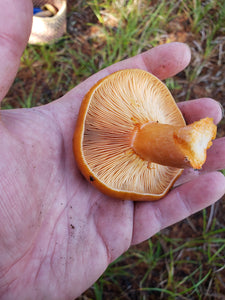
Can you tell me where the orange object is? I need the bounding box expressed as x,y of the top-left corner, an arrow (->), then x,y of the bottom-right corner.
73,69 -> 217,201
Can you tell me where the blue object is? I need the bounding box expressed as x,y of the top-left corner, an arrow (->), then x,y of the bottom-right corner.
33,7 -> 43,15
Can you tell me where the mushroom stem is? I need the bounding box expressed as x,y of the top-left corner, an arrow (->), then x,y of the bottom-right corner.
132,118 -> 217,169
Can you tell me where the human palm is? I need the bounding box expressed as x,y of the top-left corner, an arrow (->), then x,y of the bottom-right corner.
0,1 -> 225,299
0,104 -> 134,299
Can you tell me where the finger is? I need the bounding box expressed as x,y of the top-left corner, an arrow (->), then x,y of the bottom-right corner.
203,138 -> 225,171
178,98 -> 224,125
175,137 -> 225,187
53,42 -> 191,124
74,42 -> 191,100
0,1 -> 33,102
141,42 -> 191,80
105,42 -> 191,80
132,172 -> 225,245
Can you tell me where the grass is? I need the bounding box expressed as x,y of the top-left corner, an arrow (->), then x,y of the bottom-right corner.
90,215 -> 225,299
85,217 -> 225,299
2,0 -> 225,298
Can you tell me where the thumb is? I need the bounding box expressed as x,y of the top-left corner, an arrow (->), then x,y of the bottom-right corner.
0,1 -> 33,103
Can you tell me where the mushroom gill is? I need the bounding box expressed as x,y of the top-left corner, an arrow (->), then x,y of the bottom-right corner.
74,69 -> 216,201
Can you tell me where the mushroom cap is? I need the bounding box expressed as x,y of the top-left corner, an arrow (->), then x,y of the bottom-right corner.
74,69 -> 186,201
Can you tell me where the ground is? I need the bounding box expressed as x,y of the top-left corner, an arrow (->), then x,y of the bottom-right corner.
2,1 -> 225,299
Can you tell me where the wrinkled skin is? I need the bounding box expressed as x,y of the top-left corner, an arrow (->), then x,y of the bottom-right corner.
0,1 -> 225,299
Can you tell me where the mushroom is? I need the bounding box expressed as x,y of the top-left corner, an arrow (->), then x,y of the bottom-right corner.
73,69 -> 217,201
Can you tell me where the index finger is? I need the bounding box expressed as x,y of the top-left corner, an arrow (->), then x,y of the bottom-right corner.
74,42 -> 192,100
132,171 -> 225,245
52,42 -> 191,122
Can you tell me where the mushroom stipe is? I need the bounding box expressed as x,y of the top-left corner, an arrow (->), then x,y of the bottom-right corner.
73,69 -> 217,201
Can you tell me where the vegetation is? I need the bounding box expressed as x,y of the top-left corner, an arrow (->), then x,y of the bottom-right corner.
2,0 -> 225,298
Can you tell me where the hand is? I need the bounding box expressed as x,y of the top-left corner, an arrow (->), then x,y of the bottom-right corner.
0,1 -> 225,299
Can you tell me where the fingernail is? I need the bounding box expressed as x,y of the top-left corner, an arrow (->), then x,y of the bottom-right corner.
218,101 -> 224,119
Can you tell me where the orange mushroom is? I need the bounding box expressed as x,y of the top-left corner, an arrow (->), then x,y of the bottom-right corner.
73,69 -> 217,201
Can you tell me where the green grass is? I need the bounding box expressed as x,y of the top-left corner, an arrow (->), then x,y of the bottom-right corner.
84,217 -> 225,299
2,0 -> 225,298
95,217 -> 225,298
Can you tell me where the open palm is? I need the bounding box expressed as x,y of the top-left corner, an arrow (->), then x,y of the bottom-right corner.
0,2 -> 225,299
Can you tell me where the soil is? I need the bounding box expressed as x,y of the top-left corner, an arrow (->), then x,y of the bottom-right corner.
3,1 -> 225,298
